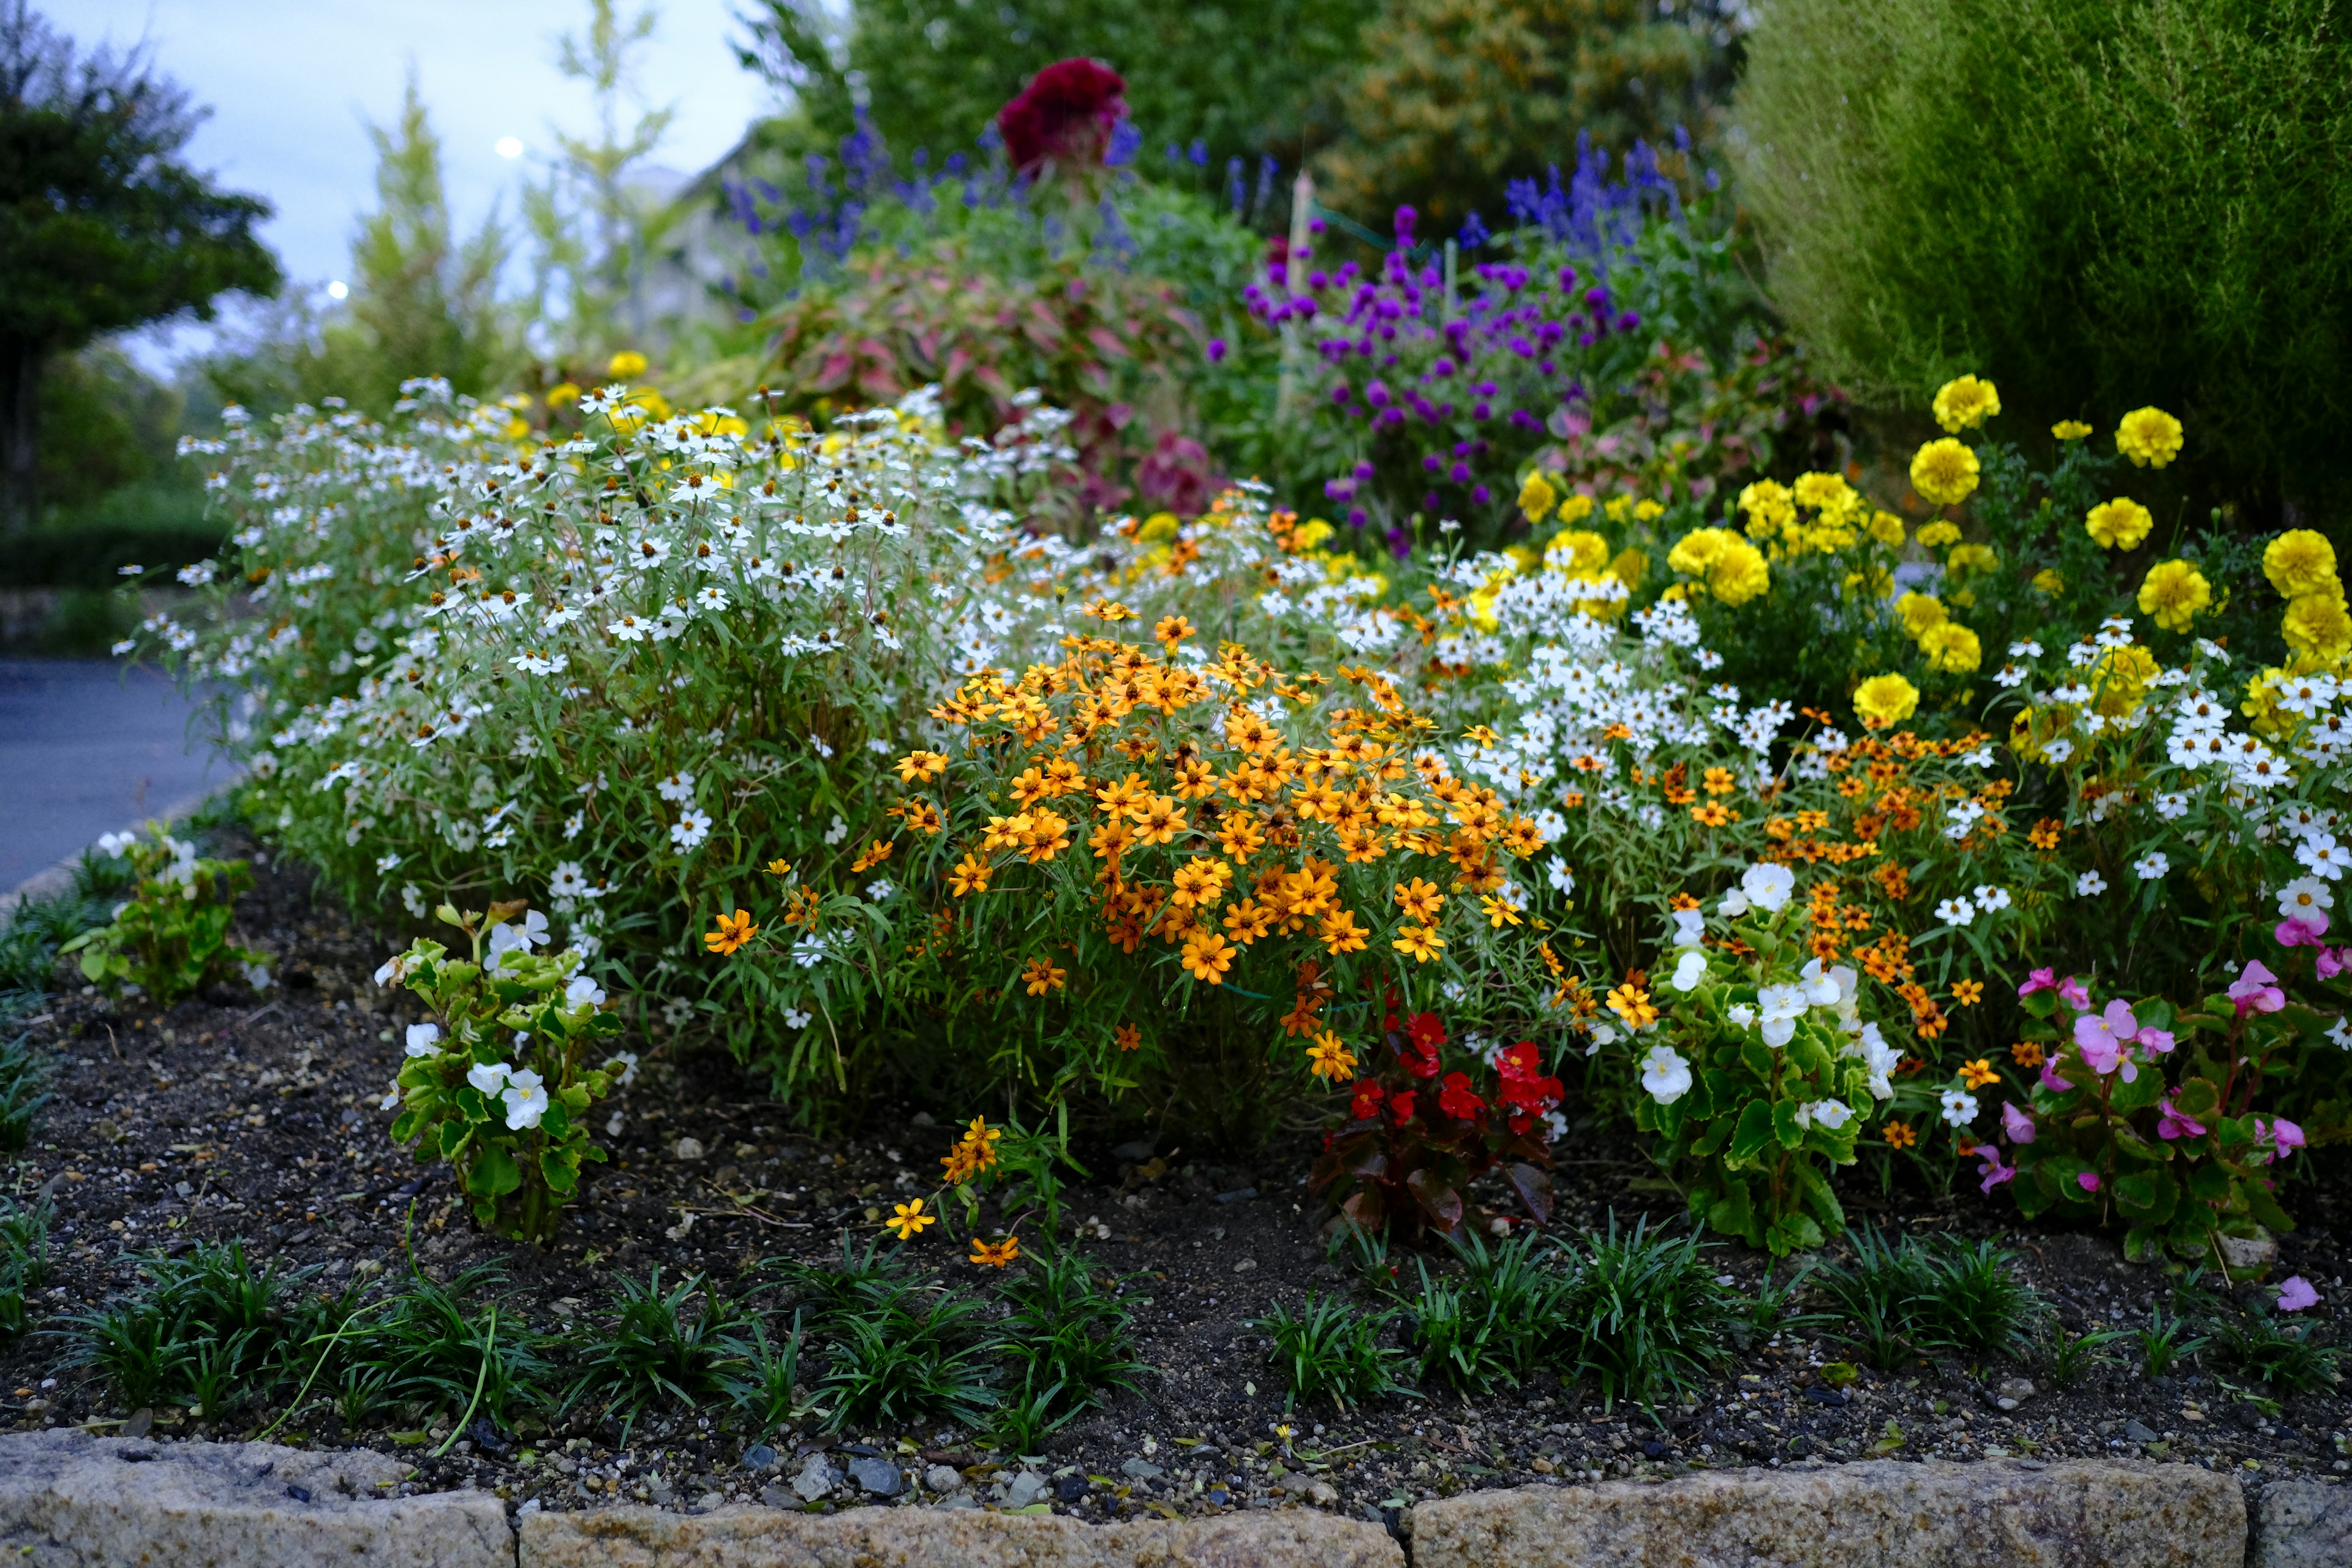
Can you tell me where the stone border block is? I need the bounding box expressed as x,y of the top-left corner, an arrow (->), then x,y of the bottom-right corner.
518,1501 -> 1404,1568
0,1429 -> 513,1568
2249,1479 -> 2352,1567
1409,1459 -> 2244,1568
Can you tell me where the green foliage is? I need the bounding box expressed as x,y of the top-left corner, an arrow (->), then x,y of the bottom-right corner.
0,1034 -> 50,1153
564,1268 -> 752,1438
2210,1307 -> 2340,1394
33,343 -> 191,518
2136,1304 -> 2206,1378
382,905 -> 632,1242
0,1 -> 277,527
1251,1293 -> 1415,1411
69,1242 -> 307,1418
1312,0 -> 1733,229
811,1283 -> 997,1431
1735,0 -> 2352,514
737,0 -> 1376,180
1809,1227 -> 2046,1369
726,1313 -> 816,1437
1553,1216 -> 1738,1409
1401,1229 -> 1567,1392
993,1245 -> 1147,1427
352,1264 -> 549,1431
0,1192 -> 49,1344
59,824 -> 264,1005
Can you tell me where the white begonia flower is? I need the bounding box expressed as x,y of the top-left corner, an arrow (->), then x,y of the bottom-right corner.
1757,983 -> 1808,1047
501,1068 -> 549,1130
1936,896 -> 1977,927
606,1050 -> 641,1087
1798,958 -> 1843,1008
241,960 -> 274,991
1726,1003 -> 1757,1030
96,830 -> 135,856
1717,887 -> 1751,917
2076,870 -> 2109,897
402,883 -> 428,918
487,909 -> 551,967
1639,1044 -> 1693,1105
1850,1022 -> 1903,1100
1670,949 -> 1708,993
404,1022 -> 443,1058
374,952 -> 418,988
1939,1087 -> 1980,1128
1800,1099 -> 1855,1133
380,1088 -> 402,1110
565,974 -> 606,1008
671,809 -> 714,851
2278,877 -> 2335,920
467,1061 -> 513,1096
1740,862 -> 1795,913
1669,908 -> 1706,949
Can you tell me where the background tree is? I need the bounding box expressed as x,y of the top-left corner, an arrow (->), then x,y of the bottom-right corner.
1736,0 -> 2352,526
735,0 -> 1376,178
1310,0 -> 1737,232
0,1 -> 276,530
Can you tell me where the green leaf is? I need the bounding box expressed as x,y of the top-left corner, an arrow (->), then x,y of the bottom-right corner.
541,1151 -> 579,1194
1771,1099 -> 1804,1151
1765,1212 -> 1823,1257
1729,1099 -> 1776,1163
469,1143 -> 521,1198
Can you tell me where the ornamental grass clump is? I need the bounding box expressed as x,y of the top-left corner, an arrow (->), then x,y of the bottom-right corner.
377,900 -> 635,1242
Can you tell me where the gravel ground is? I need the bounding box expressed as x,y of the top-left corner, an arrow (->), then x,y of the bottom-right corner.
3,836 -> 2348,1523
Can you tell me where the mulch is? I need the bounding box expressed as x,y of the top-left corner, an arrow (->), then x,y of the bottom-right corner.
3,834 -> 2348,1518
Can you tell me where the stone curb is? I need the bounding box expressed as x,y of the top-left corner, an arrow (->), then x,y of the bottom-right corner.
3,1434 -> 2347,1568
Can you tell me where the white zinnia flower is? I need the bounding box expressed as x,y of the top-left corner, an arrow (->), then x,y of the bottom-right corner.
655,771 -> 697,803
2278,877 -> 2335,920
671,809 -> 714,851
2076,870 -> 2108,897
2132,851 -> 2169,881
549,861 -> 589,898
1936,896 -> 1976,927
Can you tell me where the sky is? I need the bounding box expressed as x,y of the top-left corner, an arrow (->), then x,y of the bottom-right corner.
72,1 -> 783,368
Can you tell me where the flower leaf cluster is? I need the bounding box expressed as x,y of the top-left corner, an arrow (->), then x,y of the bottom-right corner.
61,825 -> 266,1005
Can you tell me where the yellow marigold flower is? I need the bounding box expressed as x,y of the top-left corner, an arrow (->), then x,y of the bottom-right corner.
1667,527 -> 1733,577
1792,471 -> 1854,511
2090,644 -> 2158,715
2136,559 -> 2211,631
1945,543 -> 1998,576
1706,541 -> 1770,606
884,1197 -> 935,1240
2283,591 -> 2352,662
1180,931 -> 1235,984
1556,492 -> 1596,526
1894,591 -> 1947,639
1306,1030 -> 1358,1082
1393,923 -> 1446,963
2051,419 -> 2092,441
2032,568 -> 2064,594
1909,439 -> 1980,508
1918,621 -> 1981,674
703,909 -> 758,956
1022,957 -> 1067,996
1931,375 -> 2001,434
1517,470 -> 1559,524
850,838 -> 894,873
2085,497 -> 2154,551
1959,1059 -> 2000,1090
2263,529 -> 2339,600
1170,857 -> 1234,909
2114,406 -> 2183,469
606,350 -> 649,379
1605,982 -> 1657,1029
1843,565 -> 1894,601
1853,673 -> 1921,729
1737,480 -> 1795,540
1915,520 -> 1962,549
1867,511 -> 1907,548
970,1235 -> 1020,1267
1545,528 -> 1609,574
961,1116 -> 1001,1163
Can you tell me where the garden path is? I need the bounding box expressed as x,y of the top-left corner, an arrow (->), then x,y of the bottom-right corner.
0,658 -> 230,899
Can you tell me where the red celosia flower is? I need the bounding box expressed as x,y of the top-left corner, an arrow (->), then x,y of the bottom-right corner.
1438,1071 -> 1486,1120
997,58 -> 1127,175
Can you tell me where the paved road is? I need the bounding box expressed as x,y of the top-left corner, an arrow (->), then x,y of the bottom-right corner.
0,658 -> 233,894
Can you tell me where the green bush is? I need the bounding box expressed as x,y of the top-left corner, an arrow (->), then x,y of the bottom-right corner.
1735,0 -> 2352,514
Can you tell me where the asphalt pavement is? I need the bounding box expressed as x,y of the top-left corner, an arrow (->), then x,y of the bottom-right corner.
0,658 -> 233,894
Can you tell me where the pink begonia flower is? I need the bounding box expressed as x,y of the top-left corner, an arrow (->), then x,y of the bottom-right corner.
2000,1101 -> 2037,1144
2320,947 -> 2348,981
2135,1025 -> 2176,1056
2038,1057 -> 2075,1093
1975,1145 -> 2015,1194
2156,1093 -> 2207,1140
2019,967 -> 2057,998
2277,911 -> 2329,949
2073,1001 -> 2139,1081
2258,1116 -> 2307,1161
2057,975 -> 2092,1012
2076,1171 -> 2102,1193
2228,960 -> 2286,1017
2277,1275 -> 2320,1313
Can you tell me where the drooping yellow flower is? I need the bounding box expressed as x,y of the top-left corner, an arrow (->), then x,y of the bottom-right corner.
2283,592 -> 2352,662
1915,520 -> 1962,549
703,908 -> 758,956
2085,497 -> 2154,550
2136,559 -> 2212,631
1517,470 -> 1559,524
1306,1030 -> 1358,1082
2114,407 -> 2183,469
2051,419 -> 2092,441
1853,673 -> 1921,729
1894,591 -> 1948,639
2264,529 -> 2339,600
1909,439 -> 1980,507
1918,622 -> 1981,674
1930,375 -> 2001,434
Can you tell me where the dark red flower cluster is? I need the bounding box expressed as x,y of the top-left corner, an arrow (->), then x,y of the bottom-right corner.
1494,1039 -> 1564,1135
996,58 -> 1128,175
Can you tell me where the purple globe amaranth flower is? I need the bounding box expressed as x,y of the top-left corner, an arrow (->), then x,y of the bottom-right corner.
1616,311 -> 1640,333
1353,461 -> 1375,480
1393,206 -> 1417,244
1422,454 -> 1442,473
1448,461 -> 1472,483
1206,338 -> 1228,363
1385,525 -> 1411,559
1471,484 -> 1490,505
1365,380 -> 1390,407
1346,507 -> 1367,527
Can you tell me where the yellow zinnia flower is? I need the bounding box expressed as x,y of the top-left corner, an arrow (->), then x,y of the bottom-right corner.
1909,439 -> 1980,508
1931,375 -> 2001,434
2114,406 -> 2183,469
2263,529 -> 2339,600
2085,498 -> 2154,551
1853,673 -> 1921,729
2136,559 -> 2211,631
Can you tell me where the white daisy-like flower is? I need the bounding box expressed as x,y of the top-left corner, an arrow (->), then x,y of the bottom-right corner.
2041,739 -> 2075,763
823,815 -> 848,845
2132,851 -> 2169,881
865,878 -> 895,901
2329,1016 -> 2352,1051
810,733 -> 835,758
660,997 -> 694,1028
1939,1087 -> 1979,1128
1935,896 -> 1976,927
1545,855 -> 1574,895
375,853 -> 401,873
791,937 -> 829,968
655,770 -> 697,802
2076,870 -> 2109,896
1972,884 -> 2012,912
549,861 -> 589,897
2278,877 -> 2335,919
2153,791 -> 2190,821
671,809 -> 714,851
608,613 -> 651,642
564,812 -> 584,840
783,1008 -> 812,1030
2297,833 -> 2347,880
630,535 -> 672,570
695,585 -> 729,613
2009,639 -> 2043,658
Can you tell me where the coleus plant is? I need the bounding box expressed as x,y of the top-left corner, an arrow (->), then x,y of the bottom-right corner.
377,900 -> 636,1242
1309,1005 -> 1559,1245
1985,922 -> 2351,1272
1630,863 -> 1894,1256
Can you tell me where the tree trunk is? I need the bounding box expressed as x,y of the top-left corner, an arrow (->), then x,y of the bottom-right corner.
0,340 -> 41,533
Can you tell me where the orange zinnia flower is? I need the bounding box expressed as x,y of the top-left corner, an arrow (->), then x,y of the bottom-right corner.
970,1234 -> 1021,1267
1180,931 -> 1235,983
703,909 -> 758,955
